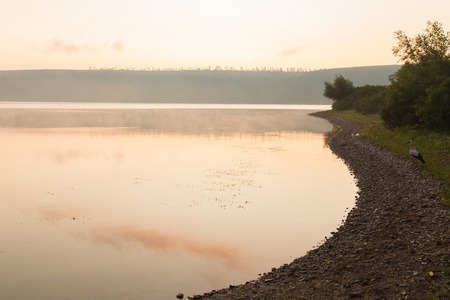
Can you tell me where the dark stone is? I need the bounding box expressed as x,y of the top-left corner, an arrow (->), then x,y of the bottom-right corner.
349,291 -> 364,298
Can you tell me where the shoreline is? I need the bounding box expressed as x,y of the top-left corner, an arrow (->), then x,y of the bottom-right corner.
190,111 -> 449,299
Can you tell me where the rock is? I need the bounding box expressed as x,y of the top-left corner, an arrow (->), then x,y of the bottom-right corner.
176,293 -> 184,299
349,291 -> 363,298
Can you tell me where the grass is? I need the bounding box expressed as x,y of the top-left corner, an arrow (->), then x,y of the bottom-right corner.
325,110 -> 450,205
425,267 -> 450,300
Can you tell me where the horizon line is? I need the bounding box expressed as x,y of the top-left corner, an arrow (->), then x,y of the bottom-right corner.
0,64 -> 401,73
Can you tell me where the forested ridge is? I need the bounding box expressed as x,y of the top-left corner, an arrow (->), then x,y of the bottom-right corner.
0,65 -> 399,104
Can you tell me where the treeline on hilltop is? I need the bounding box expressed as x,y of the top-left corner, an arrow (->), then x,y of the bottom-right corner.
0,66 -> 398,105
324,21 -> 450,132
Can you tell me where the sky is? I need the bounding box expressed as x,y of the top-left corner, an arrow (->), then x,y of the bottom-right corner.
1,0 -> 450,71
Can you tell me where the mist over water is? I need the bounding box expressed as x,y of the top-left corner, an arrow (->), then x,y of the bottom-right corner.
0,105 -> 357,299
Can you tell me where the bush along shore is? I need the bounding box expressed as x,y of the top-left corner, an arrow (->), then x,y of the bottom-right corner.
187,111 -> 449,300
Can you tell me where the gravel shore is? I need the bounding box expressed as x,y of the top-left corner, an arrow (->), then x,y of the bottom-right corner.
188,111 -> 449,300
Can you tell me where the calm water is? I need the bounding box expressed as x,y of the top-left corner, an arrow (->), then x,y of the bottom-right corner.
0,104 -> 356,300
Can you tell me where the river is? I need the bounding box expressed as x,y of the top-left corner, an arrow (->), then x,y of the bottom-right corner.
0,103 -> 357,299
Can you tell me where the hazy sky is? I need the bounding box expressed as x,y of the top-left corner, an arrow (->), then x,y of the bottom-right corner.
1,0 -> 449,70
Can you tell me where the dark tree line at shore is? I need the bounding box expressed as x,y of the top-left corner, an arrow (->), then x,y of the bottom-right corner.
323,75 -> 387,114
324,21 -> 450,132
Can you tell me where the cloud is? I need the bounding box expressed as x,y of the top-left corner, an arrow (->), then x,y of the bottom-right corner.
45,38 -> 124,54
111,41 -> 124,53
280,46 -> 304,57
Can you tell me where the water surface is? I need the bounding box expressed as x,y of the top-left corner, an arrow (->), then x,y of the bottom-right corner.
0,104 -> 356,299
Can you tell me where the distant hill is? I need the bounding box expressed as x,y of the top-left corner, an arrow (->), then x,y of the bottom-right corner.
0,65 -> 400,104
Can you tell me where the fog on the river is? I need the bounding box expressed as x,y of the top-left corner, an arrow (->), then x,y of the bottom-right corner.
0,106 -> 357,299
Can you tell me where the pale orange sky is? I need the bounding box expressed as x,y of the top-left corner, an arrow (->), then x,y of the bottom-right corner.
1,0 -> 449,70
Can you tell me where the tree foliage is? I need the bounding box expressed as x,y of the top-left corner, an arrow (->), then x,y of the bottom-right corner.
392,21 -> 450,64
382,21 -> 450,131
323,75 -> 355,102
324,75 -> 387,114
418,74 -> 450,129
354,85 -> 388,114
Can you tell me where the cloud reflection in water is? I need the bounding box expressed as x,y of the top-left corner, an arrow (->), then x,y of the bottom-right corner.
77,225 -> 245,269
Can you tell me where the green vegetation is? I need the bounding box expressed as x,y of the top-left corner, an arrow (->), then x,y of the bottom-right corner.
382,56 -> 450,130
424,267 -> 450,299
324,78 -> 388,114
323,75 -> 355,103
325,21 -> 450,133
323,21 -> 450,202
387,20 -> 450,131
326,110 -> 450,204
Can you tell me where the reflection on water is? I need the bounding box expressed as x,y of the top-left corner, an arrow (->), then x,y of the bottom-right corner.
0,107 -> 356,300
77,225 -> 245,269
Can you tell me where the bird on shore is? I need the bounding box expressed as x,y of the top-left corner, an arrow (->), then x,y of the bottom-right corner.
407,140 -> 425,166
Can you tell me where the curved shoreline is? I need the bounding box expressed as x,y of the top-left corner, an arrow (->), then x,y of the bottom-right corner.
191,111 -> 449,299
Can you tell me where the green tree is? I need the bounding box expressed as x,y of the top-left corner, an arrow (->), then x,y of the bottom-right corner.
381,64 -> 427,127
418,70 -> 450,129
392,21 -> 450,64
382,21 -> 450,131
354,85 -> 388,114
323,75 -> 355,102
324,75 -> 387,112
